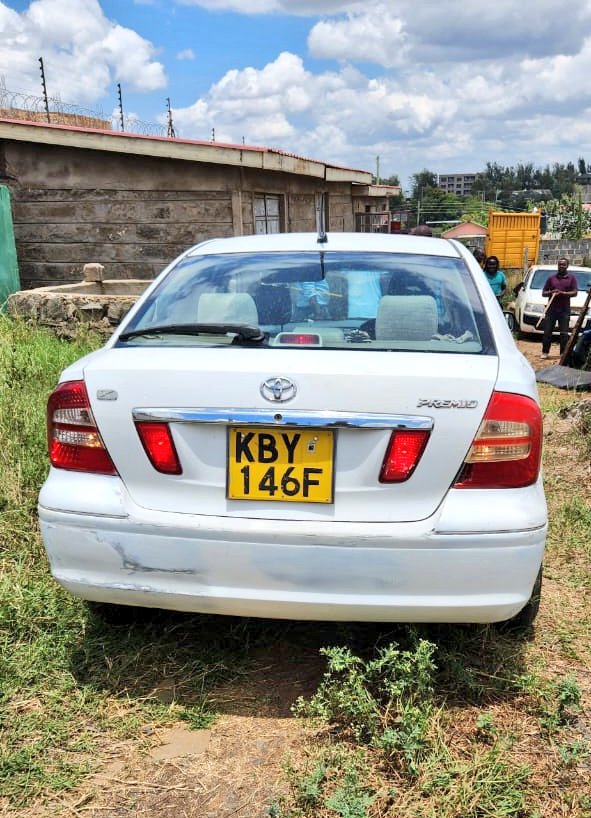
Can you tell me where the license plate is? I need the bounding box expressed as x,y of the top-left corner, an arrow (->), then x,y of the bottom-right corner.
227,426 -> 334,503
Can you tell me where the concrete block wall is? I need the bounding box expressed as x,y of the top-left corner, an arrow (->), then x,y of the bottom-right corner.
12,188 -> 235,287
455,236 -> 591,267
538,239 -> 591,265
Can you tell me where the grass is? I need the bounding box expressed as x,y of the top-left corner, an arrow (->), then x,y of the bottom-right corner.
271,368 -> 591,816
0,317 -> 590,815
0,318 -> 254,806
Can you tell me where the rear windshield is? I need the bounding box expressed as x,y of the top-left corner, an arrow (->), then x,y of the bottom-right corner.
120,251 -> 495,353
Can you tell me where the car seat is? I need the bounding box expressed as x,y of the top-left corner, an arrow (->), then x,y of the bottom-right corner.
254,283 -> 292,325
375,295 -> 438,341
196,292 -> 259,325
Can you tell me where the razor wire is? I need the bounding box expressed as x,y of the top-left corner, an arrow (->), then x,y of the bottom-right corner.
0,79 -> 167,138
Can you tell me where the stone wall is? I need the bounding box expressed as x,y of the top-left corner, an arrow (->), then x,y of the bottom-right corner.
7,265 -> 150,335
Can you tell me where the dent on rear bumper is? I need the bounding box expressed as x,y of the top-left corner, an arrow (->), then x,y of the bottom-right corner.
39,468 -> 547,623
39,506 -> 547,624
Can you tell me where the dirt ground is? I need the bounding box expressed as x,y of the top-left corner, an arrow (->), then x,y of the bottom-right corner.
11,335 -> 591,818
516,333 -> 555,368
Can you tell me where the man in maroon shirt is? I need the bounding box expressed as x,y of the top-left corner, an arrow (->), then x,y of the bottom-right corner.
541,257 -> 578,358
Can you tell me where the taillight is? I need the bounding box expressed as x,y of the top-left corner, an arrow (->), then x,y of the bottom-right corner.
454,391 -> 542,489
47,380 -> 117,475
135,422 -> 182,475
379,430 -> 430,483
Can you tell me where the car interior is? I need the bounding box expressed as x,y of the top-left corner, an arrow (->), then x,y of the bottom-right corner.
122,251 -> 493,353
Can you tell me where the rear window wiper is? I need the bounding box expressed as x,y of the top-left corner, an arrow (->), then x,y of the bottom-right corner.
118,323 -> 265,343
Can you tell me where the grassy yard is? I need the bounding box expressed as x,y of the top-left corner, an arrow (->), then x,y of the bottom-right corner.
0,317 -> 590,817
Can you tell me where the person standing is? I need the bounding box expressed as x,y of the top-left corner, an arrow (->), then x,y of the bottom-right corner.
472,247 -> 486,268
541,257 -> 578,359
483,255 -> 507,304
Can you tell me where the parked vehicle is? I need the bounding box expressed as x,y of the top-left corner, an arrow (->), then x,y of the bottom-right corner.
39,232 -> 546,626
514,264 -> 591,335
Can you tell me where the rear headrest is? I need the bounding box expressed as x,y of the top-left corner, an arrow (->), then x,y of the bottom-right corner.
375,295 -> 438,341
197,293 -> 259,325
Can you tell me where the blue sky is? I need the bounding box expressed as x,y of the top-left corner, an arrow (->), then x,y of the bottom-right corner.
2,0 -> 591,189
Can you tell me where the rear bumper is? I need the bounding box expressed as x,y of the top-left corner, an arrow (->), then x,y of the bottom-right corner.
39,474 -> 547,624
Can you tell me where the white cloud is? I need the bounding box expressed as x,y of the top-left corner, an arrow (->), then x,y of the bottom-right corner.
169,15 -> 591,188
308,13 -> 407,68
176,48 -> 196,60
171,51 -> 462,166
0,0 -> 166,103
176,0 -> 364,13
305,0 -> 591,67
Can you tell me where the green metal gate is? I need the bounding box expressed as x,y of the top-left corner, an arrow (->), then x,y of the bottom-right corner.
0,185 -> 20,309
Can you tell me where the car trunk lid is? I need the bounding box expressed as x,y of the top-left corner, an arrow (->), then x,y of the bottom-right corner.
83,346 -> 498,523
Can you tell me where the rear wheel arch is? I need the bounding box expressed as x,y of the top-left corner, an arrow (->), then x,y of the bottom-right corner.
496,564 -> 542,634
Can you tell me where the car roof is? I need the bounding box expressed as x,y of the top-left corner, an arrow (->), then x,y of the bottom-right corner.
185,232 -> 462,258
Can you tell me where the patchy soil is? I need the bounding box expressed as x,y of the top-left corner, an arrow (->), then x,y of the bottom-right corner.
77,716 -> 307,818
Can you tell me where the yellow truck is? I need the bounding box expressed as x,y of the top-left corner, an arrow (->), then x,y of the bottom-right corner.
484,211 -> 541,269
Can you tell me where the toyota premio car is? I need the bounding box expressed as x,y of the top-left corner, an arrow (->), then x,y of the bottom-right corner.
514,263 -> 591,335
39,232 -> 547,627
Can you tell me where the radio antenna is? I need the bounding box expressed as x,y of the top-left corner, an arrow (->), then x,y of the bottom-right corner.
317,191 -> 327,243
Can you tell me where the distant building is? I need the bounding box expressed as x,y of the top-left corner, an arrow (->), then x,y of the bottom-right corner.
437,173 -> 477,197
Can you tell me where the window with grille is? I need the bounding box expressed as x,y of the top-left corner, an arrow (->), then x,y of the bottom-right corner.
254,195 -> 281,234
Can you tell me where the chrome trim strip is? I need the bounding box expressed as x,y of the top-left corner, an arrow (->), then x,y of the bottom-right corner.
132,407 -> 433,430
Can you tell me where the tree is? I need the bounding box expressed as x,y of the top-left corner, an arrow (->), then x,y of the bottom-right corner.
373,173 -> 400,186
460,196 -> 489,226
534,192 -> 591,239
411,169 -> 438,200
471,160 -> 578,206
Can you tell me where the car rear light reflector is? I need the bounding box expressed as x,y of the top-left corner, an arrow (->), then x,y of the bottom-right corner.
135,422 -> 182,475
454,391 -> 542,489
47,380 -> 117,475
379,430 -> 430,483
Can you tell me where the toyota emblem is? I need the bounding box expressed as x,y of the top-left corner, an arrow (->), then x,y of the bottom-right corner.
260,377 -> 297,403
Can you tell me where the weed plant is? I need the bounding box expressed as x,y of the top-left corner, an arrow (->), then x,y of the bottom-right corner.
283,633 -> 587,818
293,639 -> 436,774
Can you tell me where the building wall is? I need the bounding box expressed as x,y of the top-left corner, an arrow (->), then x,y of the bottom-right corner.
1,140 -> 356,289
454,236 -> 591,268
437,174 -> 476,197
538,238 -> 591,265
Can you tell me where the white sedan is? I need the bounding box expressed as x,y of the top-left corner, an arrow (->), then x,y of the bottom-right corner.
39,232 -> 547,626
514,264 -> 591,335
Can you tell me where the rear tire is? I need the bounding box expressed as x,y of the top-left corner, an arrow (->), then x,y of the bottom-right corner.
86,600 -> 152,625
503,311 -> 516,333
497,565 -> 542,634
